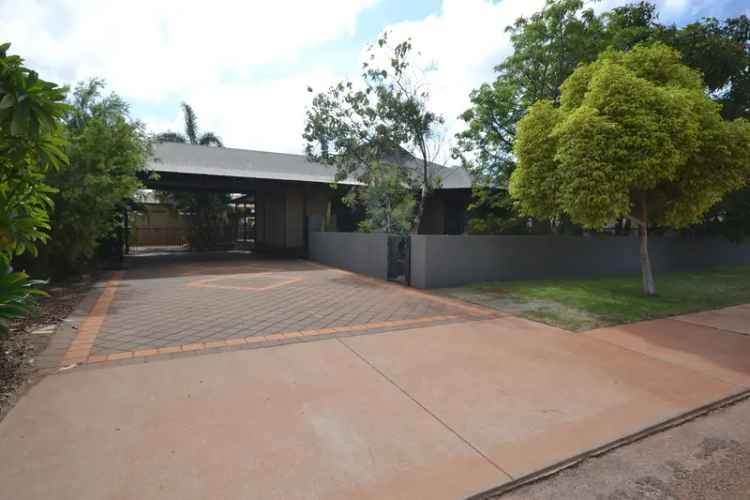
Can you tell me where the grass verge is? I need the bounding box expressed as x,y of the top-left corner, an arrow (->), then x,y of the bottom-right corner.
441,266 -> 750,331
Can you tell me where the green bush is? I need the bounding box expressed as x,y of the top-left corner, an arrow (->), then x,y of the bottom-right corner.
0,42 -> 68,268
0,267 -> 45,338
0,42 -> 64,338
41,79 -> 150,276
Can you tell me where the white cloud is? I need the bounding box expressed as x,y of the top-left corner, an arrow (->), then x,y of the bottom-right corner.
0,0 -> 377,154
0,0 -> 726,157
1,0 -> 377,101
152,66 -> 339,154
368,0 -> 547,163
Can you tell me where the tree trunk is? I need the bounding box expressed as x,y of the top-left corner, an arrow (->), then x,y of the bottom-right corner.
385,196 -> 392,233
412,149 -> 429,234
412,183 -> 426,234
638,195 -> 656,296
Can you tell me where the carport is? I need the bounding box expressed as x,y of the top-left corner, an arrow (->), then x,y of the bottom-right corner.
135,142 -> 473,257
137,142 -> 358,256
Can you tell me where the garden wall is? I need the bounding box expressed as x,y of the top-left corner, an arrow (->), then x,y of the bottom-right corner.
409,235 -> 750,289
308,231 -> 389,279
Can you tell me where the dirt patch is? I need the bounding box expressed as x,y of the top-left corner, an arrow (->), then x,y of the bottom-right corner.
495,400 -> 750,500
0,277 -> 93,421
433,287 -> 604,331
602,439 -> 750,500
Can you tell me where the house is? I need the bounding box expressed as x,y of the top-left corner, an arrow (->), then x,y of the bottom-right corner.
142,142 -> 472,254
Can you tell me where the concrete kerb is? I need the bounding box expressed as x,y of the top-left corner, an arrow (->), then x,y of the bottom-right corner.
465,388 -> 750,500
668,316 -> 750,338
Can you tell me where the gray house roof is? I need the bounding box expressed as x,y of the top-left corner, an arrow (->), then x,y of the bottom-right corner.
147,142 -> 472,189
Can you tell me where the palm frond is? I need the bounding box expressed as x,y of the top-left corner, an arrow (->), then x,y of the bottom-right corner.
181,102 -> 199,144
155,132 -> 187,143
198,132 -> 223,147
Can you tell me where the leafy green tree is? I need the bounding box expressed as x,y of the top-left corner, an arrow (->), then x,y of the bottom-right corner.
454,80 -> 524,234
601,1 -> 661,51
0,42 -> 68,267
457,1 -> 750,238
304,34 -> 445,233
344,162 -> 415,234
156,103 -> 230,250
155,102 -> 223,146
510,44 -> 750,295
455,0 -> 608,233
0,42 -> 66,334
40,79 -> 150,275
501,0 -> 607,106
660,15 -> 750,240
662,16 -> 749,119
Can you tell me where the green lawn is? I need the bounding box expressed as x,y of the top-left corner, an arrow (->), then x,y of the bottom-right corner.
443,266 -> 750,332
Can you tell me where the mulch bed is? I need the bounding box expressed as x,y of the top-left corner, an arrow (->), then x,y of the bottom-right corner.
0,276 -> 94,421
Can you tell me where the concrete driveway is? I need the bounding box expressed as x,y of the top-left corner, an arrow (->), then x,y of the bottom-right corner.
1,255 -> 749,499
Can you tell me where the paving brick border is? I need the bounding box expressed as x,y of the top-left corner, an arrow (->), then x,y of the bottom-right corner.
65,315 -> 498,372
60,271 -> 124,367
186,272 -> 304,291
81,313 -> 464,366
34,272 -> 118,373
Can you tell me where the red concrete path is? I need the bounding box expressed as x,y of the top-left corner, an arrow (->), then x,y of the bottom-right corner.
1,258 -> 749,499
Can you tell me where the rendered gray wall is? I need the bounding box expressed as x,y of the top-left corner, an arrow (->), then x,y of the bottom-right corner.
410,235 -> 750,289
309,232 -> 389,280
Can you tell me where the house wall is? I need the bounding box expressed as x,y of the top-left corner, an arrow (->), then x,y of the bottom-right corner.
255,187 -> 286,250
418,189 -> 471,235
255,182 -> 334,253
419,197 -> 445,234
285,185 -> 305,249
305,184 -> 330,219
409,234 -> 750,289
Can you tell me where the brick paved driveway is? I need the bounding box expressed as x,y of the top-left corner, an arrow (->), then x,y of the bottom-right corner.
59,253 -> 494,367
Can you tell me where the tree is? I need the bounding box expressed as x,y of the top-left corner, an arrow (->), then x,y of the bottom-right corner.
455,0 -> 608,234
454,80 -> 525,234
660,15 -> 750,241
156,102 -> 223,147
40,79 -> 150,276
0,42 -> 67,334
156,103 -> 229,250
0,42 -> 68,267
344,162 -> 415,234
602,1 -> 661,51
510,44 -> 750,295
304,34 -> 445,233
501,0 -> 608,107
457,1 -> 750,238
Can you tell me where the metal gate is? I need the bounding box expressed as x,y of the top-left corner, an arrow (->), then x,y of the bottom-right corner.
387,235 -> 410,285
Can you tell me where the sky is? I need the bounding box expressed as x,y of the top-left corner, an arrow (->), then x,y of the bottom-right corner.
2,0 -> 748,161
